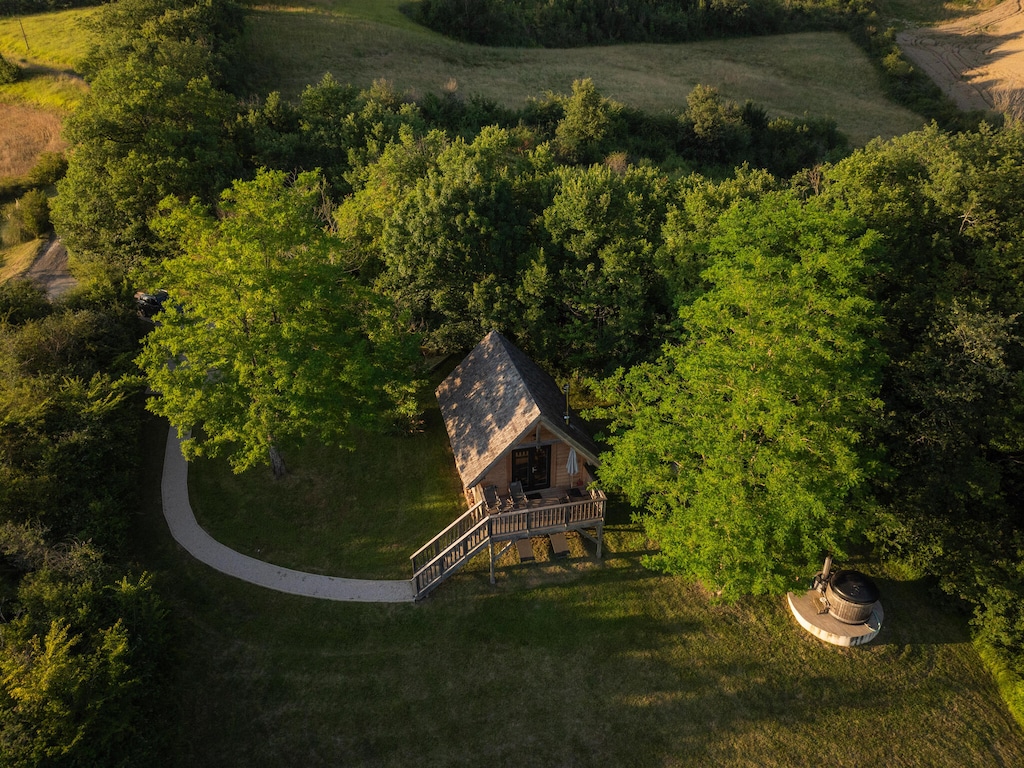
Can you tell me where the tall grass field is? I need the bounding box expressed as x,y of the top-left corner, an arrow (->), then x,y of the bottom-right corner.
239,1 -> 926,146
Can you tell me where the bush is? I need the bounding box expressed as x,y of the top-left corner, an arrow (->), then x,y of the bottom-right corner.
0,52 -> 19,85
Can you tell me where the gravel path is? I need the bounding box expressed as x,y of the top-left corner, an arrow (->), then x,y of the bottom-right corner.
161,430 -> 416,603
25,237 -> 77,299
898,0 -> 1024,113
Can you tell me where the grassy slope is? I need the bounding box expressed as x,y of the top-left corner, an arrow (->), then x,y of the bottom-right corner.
241,1 -> 926,146
0,9 -> 94,111
139,418 -> 1024,767
0,238 -> 42,283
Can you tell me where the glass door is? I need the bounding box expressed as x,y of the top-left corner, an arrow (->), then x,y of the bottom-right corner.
511,446 -> 551,491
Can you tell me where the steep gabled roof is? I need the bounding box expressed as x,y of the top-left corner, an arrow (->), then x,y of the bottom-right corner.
436,331 -> 601,489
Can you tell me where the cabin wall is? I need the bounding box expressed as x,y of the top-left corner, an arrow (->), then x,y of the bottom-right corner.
468,435 -> 593,506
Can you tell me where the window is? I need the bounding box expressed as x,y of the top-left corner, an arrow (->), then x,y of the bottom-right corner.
511,445 -> 550,491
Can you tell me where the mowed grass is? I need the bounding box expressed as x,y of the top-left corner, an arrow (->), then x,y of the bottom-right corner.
188,399 -> 466,579
137,412 -> 1024,767
0,9 -> 95,111
141,379 -> 1024,768
240,2 -> 926,146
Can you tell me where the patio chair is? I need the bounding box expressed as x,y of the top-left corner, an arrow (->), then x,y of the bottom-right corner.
483,484 -> 501,513
509,480 -> 527,506
549,531 -> 569,558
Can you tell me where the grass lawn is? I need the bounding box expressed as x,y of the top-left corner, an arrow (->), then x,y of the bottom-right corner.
137,399 -> 1024,767
0,9 -> 94,111
188,405 -> 467,580
239,2 -> 926,147
0,239 -> 42,283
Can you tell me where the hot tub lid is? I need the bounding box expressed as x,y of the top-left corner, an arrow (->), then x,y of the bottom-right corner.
829,570 -> 880,604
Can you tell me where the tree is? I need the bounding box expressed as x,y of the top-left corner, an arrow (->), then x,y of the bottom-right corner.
821,124 -> 1024,660
376,126 -> 553,353
554,78 -> 616,164
137,169 -> 420,477
51,51 -> 237,285
593,192 -> 884,599
0,527 -> 167,768
514,162 -> 671,374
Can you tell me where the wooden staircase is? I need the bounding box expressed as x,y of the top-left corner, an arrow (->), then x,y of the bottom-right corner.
410,495 -> 606,600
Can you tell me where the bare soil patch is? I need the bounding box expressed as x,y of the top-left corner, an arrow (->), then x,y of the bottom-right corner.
25,236 -> 76,299
0,103 -> 65,178
898,0 -> 1024,114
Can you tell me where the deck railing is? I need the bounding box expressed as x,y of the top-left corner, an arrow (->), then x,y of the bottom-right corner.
410,492 -> 606,600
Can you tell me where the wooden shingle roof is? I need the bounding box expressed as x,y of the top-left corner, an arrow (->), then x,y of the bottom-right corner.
436,331 -> 602,489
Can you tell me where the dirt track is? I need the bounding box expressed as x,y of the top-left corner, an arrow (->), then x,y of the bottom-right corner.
26,237 -> 77,300
898,0 -> 1024,113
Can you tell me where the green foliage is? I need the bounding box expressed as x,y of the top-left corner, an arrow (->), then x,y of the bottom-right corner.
24,152 -> 67,190
820,121 -> 1024,671
0,527 -> 167,768
0,51 -> 19,85
138,169 -> 421,475
234,75 -> 429,197
0,288 -> 144,547
554,78 -> 614,164
50,0 -> 242,287
3,190 -> 51,245
375,126 -> 553,353
594,192 -> 884,599
657,165 -> 782,304
52,52 -> 238,285
0,281 -> 50,325
514,162 -> 671,374
524,81 -> 847,176
412,0 -> 868,47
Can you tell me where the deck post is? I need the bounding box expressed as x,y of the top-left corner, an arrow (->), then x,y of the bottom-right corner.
597,522 -> 603,559
489,539 -> 496,584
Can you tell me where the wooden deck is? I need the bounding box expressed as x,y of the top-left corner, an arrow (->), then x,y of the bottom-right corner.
410,488 -> 606,600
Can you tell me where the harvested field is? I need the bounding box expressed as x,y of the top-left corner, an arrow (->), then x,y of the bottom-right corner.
0,103 -> 64,179
898,0 -> 1024,114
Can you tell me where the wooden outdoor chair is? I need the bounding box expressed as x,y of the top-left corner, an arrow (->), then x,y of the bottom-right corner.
483,484 -> 501,513
509,480 -> 527,507
549,532 -> 569,558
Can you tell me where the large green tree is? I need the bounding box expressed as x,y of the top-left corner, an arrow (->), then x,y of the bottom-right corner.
822,123 -> 1024,661
137,169 -> 420,476
514,162 -> 670,374
376,126 -> 553,353
594,192 -> 884,598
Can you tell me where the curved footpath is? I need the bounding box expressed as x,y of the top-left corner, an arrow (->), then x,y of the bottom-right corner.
161,432 -> 416,603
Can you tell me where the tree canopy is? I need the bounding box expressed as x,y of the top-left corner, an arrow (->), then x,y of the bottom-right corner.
594,192 -> 885,598
137,169 -> 421,476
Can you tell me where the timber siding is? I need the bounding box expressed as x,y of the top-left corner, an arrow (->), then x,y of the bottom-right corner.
436,330 -> 601,495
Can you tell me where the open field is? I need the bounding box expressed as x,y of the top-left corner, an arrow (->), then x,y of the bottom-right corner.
0,238 -> 42,283
0,9 -> 94,111
241,3 -> 927,146
0,103 -> 64,179
899,0 -> 1024,114
136,412 -> 1024,768
0,9 -> 97,71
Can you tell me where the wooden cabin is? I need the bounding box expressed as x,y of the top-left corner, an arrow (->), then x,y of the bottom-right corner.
436,329 -> 604,509
411,331 -> 606,599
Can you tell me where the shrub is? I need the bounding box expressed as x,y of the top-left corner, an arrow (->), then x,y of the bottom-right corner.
0,52 -> 19,85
